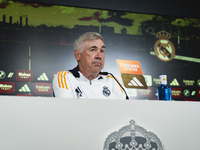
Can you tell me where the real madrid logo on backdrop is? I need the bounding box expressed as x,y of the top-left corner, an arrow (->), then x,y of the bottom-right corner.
154,30 -> 175,62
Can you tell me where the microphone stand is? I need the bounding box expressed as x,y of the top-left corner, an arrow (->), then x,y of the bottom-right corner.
99,72 -> 129,100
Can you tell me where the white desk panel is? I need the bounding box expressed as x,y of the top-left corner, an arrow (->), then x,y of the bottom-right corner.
0,96 -> 200,150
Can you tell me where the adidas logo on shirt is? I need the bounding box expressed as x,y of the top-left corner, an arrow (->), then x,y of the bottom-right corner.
19,84 -> 31,92
37,73 -> 49,81
128,77 -> 144,87
170,78 -> 179,86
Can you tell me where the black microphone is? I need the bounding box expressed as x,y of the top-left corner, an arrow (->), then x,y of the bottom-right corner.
99,72 -> 129,100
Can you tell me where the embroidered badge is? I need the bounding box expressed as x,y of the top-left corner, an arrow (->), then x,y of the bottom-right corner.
102,86 -> 111,97
75,87 -> 82,98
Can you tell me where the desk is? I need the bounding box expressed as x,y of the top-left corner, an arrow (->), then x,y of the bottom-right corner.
0,96 -> 200,150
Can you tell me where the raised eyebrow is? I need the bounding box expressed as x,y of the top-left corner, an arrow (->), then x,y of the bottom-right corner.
90,45 -> 106,49
90,46 -> 97,49
101,45 -> 106,49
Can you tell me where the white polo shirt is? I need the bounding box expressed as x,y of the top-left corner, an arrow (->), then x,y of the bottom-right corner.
52,66 -> 126,99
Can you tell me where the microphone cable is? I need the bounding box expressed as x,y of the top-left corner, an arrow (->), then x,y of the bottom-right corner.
99,72 -> 129,100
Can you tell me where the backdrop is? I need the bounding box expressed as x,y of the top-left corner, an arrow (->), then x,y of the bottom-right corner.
0,1 -> 200,100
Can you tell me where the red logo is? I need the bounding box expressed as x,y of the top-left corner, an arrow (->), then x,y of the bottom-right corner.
137,87 -> 152,97
16,70 -> 33,81
171,88 -> 182,98
35,83 -> 52,94
0,82 -> 15,93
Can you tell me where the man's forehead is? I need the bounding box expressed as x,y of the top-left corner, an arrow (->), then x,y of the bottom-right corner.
84,39 -> 105,47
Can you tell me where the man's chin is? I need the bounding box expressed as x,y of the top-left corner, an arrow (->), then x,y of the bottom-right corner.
92,66 -> 102,73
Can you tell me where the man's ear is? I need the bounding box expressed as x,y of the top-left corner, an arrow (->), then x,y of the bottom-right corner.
74,50 -> 81,61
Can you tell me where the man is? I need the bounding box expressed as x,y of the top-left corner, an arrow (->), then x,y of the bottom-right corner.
53,32 -> 126,99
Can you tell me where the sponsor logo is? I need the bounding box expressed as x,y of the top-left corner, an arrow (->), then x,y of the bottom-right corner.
37,73 -> 49,81
35,83 -> 52,94
19,84 -> 31,92
183,89 -> 190,97
128,77 -> 144,87
191,91 -> 196,96
7,72 -> 14,78
153,78 -> 160,85
137,87 -> 152,97
154,30 -> 175,62
183,79 -> 195,86
116,59 -> 143,75
16,70 -> 33,81
170,78 -> 179,86
143,75 -> 152,86
121,74 -> 147,89
182,89 -> 196,97
197,79 -> 200,87
171,88 -> 182,98
75,87 -> 82,98
102,86 -> 111,97
0,70 -> 6,79
0,81 -> 15,93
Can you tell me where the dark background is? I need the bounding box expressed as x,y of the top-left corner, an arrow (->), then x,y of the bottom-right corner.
19,0 -> 200,19
1,0 -> 200,100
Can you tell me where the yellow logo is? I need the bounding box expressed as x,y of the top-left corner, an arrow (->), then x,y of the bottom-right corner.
154,30 -> 175,62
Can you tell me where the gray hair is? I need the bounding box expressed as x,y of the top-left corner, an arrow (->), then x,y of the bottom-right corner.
74,32 -> 104,52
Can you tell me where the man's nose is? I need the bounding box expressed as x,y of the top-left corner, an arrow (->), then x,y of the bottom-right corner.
95,50 -> 103,59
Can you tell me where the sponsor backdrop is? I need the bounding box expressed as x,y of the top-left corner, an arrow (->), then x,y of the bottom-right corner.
0,1 -> 200,101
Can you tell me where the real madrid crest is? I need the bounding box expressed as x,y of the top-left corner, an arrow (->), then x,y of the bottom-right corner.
102,86 -> 111,97
154,30 -> 175,62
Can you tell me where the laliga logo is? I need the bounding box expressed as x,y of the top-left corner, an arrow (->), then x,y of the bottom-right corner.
154,30 -> 175,62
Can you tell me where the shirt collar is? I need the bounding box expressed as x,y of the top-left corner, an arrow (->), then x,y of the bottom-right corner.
68,65 -> 104,80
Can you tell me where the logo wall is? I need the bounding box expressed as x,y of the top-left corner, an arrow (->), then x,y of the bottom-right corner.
16,70 -> 33,81
154,30 -> 175,62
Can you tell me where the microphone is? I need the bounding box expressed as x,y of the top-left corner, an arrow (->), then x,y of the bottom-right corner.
99,72 -> 129,100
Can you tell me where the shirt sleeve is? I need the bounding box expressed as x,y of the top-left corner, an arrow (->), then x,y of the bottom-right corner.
113,78 -> 127,100
52,71 -> 74,98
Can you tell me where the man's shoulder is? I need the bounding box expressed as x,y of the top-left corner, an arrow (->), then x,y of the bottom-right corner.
103,74 -> 118,81
55,71 -> 74,78
56,70 -> 70,75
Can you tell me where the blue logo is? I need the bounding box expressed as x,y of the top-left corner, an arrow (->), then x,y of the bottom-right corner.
75,87 -> 82,98
102,86 -> 111,97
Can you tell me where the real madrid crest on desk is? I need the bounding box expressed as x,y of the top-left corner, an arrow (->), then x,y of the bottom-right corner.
154,30 -> 175,62
103,120 -> 164,150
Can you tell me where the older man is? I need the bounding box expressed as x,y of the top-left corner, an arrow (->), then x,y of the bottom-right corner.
53,32 -> 127,99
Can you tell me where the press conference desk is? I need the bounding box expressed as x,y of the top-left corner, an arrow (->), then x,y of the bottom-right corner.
0,96 -> 200,150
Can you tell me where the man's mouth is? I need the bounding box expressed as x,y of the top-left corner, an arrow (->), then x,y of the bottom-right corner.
93,61 -> 102,66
